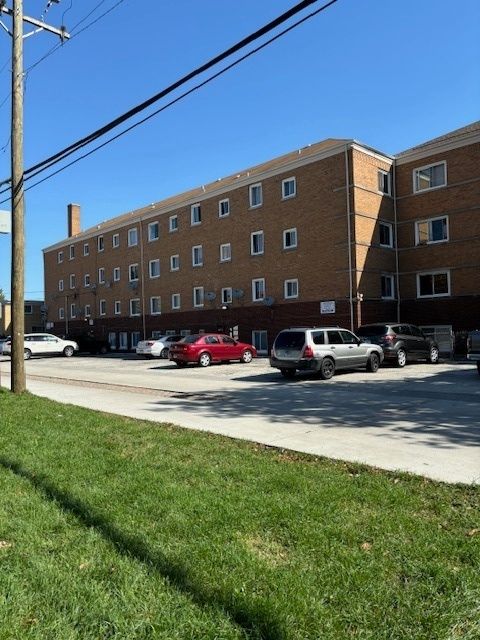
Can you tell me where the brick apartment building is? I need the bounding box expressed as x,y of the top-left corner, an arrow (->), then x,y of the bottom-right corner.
43,122 -> 480,355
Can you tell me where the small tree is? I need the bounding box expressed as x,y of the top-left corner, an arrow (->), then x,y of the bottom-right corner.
0,288 -> 5,302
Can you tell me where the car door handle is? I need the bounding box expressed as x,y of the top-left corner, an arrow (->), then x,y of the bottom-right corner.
348,346 -> 354,349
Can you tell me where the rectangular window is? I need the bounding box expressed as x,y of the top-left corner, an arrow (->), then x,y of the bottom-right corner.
378,170 -> 392,195
149,259 -> 160,278
128,227 -> 138,246
97,236 -> 104,252
84,273 -> 90,287
112,233 -> 120,248
193,286 -> 204,308
113,267 -> 120,282
251,231 -> 264,255
222,287 -> 232,304
108,332 -> 116,349
129,298 -> 141,316
283,227 -> 297,249
249,183 -> 263,208
84,243 -> 90,256
284,279 -> 299,299
84,304 -> 91,318
252,278 -> 265,301
192,245 -> 203,267
415,216 -> 448,245
219,243 -> 231,262
129,264 -> 139,282
59,307 -> 65,320
172,293 -> 181,310
58,279 -> 64,292
381,274 -> 395,299
114,300 -> 121,315
57,250 -> 64,263
148,221 -> 159,241
70,303 -> 76,318
131,332 -> 141,348
191,204 -> 201,225
99,299 -> 106,316
24,304 -> 32,314
282,177 -> 296,199
69,274 -> 76,289
150,296 -> 161,315
98,267 -> 105,284
69,245 -> 75,260
379,222 -> 393,248
413,161 -> 447,193
170,254 -> 180,271
218,198 -> 230,217
169,215 -> 178,232
417,271 -> 450,298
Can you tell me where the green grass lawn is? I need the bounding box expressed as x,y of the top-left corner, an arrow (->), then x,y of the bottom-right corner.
0,389 -> 478,640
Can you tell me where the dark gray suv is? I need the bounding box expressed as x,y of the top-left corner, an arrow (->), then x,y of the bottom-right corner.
270,327 -> 384,379
356,323 -> 439,367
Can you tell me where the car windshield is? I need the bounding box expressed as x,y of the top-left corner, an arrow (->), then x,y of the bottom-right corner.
357,325 -> 388,336
274,331 -> 306,349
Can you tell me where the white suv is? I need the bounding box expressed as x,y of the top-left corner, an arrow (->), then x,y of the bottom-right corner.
270,327 -> 384,379
3,333 -> 79,360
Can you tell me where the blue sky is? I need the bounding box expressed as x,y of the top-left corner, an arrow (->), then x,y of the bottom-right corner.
0,0 -> 478,300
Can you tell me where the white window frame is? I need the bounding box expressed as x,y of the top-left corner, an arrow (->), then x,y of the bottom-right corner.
113,267 -> 120,282
149,259 -> 160,279
249,183 -> 263,208
114,300 -> 121,315
129,263 -> 139,282
218,198 -> 230,218
413,161 -> 447,193
378,170 -> 392,196
57,250 -> 64,263
84,273 -> 90,287
193,286 -> 204,308
83,243 -> 90,257
219,243 -> 231,262
129,298 -> 141,316
112,233 -> 120,248
99,299 -> 106,316
192,245 -> 203,267
222,287 -> 233,304
415,215 -> 449,246
379,221 -> 394,248
128,227 -> 138,247
70,303 -> 76,318
148,221 -> 159,242
169,215 -> 178,232
381,274 -> 395,299
191,203 -> 201,226
150,296 -> 161,315
69,274 -> 76,289
98,267 -> 105,284
283,227 -> 297,250
170,254 -> 180,271
171,293 -> 181,310
282,177 -> 296,200
251,231 -> 264,256
69,244 -> 75,260
59,307 -> 65,320
284,278 -> 299,299
58,279 -> 64,292
416,270 -> 451,298
84,304 -> 91,318
252,278 -> 265,302
97,236 -> 104,252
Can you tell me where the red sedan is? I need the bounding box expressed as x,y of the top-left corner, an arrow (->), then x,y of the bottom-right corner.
169,333 -> 257,367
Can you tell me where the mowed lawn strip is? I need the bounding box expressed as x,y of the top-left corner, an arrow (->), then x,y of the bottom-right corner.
0,389 -> 478,640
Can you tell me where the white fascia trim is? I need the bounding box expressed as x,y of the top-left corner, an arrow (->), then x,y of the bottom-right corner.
396,131 -> 480,165
350,142 -> 394,165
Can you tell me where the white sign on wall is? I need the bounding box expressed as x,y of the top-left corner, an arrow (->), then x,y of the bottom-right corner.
320,300 -> 336,314
0,210 -> 11,234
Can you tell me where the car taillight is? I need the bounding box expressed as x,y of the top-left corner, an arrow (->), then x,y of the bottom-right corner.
303,345 -> 314,358
383,334 -> 396,343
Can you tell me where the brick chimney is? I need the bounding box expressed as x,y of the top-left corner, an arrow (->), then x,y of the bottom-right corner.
67,203 -> 81,237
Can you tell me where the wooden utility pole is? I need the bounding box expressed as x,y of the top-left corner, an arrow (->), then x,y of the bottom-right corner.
0,1 -> 69,393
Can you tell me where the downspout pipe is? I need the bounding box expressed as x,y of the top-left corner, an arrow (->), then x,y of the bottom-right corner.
344,145 -> 354,332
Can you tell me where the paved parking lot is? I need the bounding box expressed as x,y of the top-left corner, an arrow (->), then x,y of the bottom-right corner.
1,354 -> 479,484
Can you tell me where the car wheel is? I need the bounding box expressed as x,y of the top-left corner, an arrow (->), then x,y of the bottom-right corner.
241,349 -> 253,363
366,353 -> 380,373
319,357 -> 335,380
199,352 -> 211,367
24,348 -> 32,360
280,368 -> 296,379
396,348 -> 407,368
63,346 -> 74,357
160,347 -> 169,359
99,345 -> 108,355
428,346 -> 439,364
